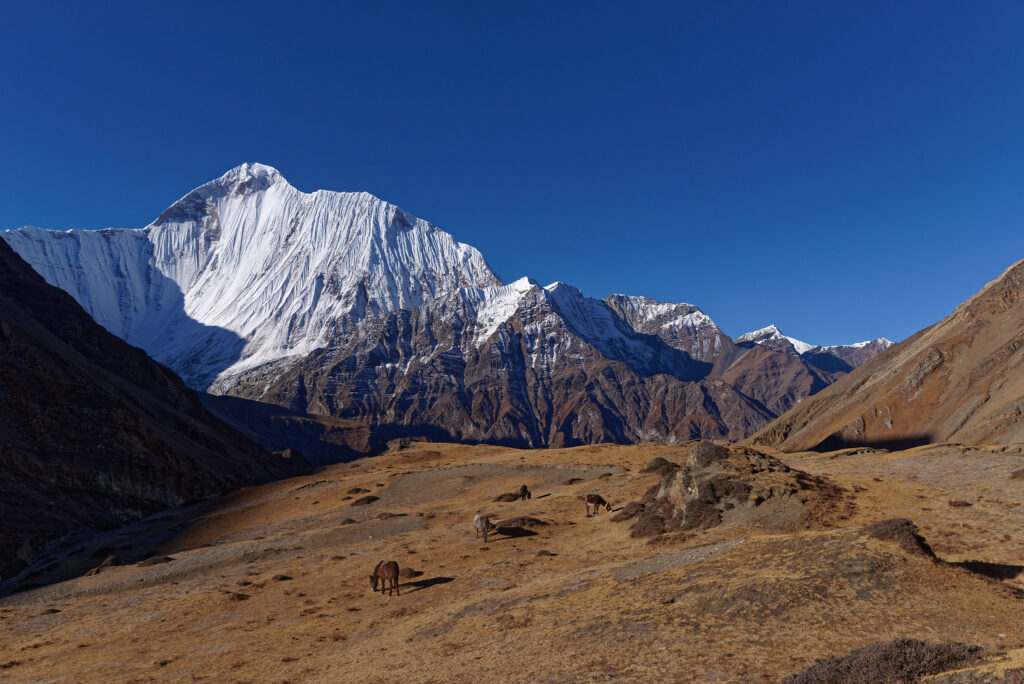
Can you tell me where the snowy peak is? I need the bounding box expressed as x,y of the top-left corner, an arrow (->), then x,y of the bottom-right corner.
736,324 -> 815,355
829,338 -> 894,350
737,324 -> 893,370
2,163 -> 501,388
459,276 -> 541,345
603,294 -> 726,362
206,162 -> 286,194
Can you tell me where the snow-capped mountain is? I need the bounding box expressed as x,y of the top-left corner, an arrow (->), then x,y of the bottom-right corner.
737,324 -> 892,370
603,294 -> 727,362
736,324 -> 817,355
0,164 -> 892,447
4,163 -> 498,387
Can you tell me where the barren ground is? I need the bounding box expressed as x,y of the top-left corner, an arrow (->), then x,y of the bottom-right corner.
3,441 -> 1024,682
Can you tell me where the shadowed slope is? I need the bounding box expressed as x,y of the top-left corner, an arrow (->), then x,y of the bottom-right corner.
0,239 -> 307,573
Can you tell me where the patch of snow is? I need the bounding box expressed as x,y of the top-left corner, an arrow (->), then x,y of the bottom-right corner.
784,336 -> 816,355
460,276 -> 539,345
737,324 -> 814,355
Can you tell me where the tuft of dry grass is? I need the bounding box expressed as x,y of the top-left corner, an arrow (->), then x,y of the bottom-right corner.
864,519 -> 936,558
780,638 -> 982,683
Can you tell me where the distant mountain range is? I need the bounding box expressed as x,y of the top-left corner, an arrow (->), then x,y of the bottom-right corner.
1,164 -> 891,447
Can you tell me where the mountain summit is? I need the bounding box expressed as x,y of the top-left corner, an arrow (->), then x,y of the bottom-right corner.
2,164 -> 891,447
5,163 -> 499,388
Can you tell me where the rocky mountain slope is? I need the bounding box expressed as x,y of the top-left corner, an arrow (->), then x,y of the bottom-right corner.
750,257 -> 1024,451
2,164 -> 890,448
0,238 -> 306,574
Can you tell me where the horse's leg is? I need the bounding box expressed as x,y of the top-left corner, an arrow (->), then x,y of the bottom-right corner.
394,576 -> 400,596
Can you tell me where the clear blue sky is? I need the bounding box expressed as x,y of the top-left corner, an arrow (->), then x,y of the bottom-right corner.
2,2 -> 1022,345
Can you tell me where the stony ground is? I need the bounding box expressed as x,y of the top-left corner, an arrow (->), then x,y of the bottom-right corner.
3,441 -> 1024,682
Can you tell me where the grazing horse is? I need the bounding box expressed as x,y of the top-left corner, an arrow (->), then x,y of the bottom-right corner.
474,514 -> 493,543
579,494 -> 612,516
518,484 -> 532,501
369,560 -> 400,596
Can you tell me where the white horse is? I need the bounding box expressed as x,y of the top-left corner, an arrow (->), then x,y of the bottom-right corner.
473,514 -> 493,543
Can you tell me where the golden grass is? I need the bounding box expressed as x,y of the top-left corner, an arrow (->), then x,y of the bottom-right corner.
1,441 -> 1022,682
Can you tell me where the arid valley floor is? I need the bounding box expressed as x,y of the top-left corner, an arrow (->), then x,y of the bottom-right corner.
4,440 -> 1024,683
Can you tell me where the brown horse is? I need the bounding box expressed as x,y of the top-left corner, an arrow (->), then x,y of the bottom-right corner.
579,494 -> 612,516
369,560 -> 400,596
518,484 -> 532,501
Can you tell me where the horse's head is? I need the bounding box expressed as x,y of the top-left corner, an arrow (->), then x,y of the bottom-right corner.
369,574 -> 379,592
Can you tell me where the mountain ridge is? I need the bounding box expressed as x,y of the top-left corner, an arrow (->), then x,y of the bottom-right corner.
2,163 -> 892,448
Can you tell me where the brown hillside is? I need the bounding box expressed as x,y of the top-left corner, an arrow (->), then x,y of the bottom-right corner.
749,257 -> 1024,451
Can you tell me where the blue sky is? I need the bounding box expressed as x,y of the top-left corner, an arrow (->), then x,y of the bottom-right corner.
2,1 -> 1022,345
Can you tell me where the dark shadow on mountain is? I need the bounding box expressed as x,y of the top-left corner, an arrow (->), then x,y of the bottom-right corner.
0,234 -> 308,599
0,494 -> 228,598
201,394 -> 382,465
952,560 -> 1024,581
130,253 -> 246,390
809,434 -> 935,453
1,228 -> 247,390
801,351 -> 854,375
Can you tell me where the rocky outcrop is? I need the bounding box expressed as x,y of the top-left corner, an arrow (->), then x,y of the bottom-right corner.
615,441 -> 848,537
0,239 -> 307,571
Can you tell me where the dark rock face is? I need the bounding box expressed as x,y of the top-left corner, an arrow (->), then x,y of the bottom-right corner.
616,441 -> 847,537
714,344 -> 838,417
0,240 -> 307,571
226,288 -> 776,447
216,287 -> 890,450
199,393 -> 382,465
